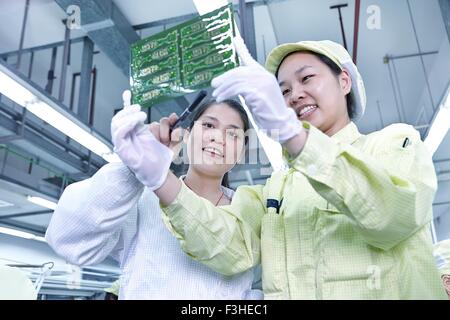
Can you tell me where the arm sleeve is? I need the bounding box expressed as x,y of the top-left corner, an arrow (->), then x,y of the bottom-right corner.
288,123 -> 437,251
45,162 -> 144,265
160,182 -> 266,276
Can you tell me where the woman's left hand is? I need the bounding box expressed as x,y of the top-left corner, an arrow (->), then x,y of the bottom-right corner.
149,113 -> 184,161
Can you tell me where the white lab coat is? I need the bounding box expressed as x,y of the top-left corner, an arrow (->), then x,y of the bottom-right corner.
45,162 -> 262,299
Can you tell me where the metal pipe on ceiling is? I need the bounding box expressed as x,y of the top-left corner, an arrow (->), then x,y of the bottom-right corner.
391,59 -> 407,122
330,4 -> 349,50
45,47 -> 58,94
89,67 -> 97,127
376,100 -> 384,130
58,21 -> 71,102
434,158 -> 450,163
16,0 -> 30,69
385,60 -> 404,123
406,0 -> 436,115
0,38 -> 85,59
352,0 -> 361,64
0,104 -> 103,172
385,51 -> 439,61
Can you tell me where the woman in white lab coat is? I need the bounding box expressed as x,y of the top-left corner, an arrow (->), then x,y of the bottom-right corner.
45,97 -> 262,299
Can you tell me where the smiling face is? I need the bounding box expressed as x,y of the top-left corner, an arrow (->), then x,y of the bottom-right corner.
185,103 -> 246,178
277,51 -> 352,136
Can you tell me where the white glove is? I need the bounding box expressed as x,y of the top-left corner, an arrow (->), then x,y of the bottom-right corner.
111,90 -> 173,190
211,35 -> 303,144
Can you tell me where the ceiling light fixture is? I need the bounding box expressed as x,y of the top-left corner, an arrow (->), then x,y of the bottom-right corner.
0,226 -> 46,242
0,199 -> 14,208
26,196 -> 57,210
0,60 -> 117,162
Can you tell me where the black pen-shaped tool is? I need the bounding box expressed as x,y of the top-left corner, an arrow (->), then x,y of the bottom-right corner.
170,90 -> 208,130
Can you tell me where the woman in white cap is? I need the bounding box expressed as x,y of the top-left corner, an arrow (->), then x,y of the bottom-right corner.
115,36 -> 446,299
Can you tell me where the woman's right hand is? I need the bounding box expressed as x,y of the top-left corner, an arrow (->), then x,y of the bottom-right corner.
149,114 -> 184,160
148,113 -> 185,205
111,90 -> 174,190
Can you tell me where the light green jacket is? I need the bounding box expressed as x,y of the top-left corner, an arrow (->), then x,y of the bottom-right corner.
162,122 -> 446,299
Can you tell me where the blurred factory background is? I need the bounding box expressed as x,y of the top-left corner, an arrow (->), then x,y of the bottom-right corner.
0,0 -> 449,299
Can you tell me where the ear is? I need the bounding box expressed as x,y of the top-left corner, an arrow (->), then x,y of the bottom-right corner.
339,69 -> 352,95
183,128 -> 190,144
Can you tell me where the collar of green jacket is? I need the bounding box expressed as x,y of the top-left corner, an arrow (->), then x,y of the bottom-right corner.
330,121 -> 361,145
284,121 -> 361,161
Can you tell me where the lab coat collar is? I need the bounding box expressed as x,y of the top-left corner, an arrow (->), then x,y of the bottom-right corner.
331,121 -> 361,145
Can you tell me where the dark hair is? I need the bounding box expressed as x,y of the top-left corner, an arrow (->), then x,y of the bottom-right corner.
276,51 -> 355,119
187,98 -> 250,188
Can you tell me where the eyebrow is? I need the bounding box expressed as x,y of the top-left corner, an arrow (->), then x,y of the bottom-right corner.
202,115 -> 242,130
278,65 -> 313,87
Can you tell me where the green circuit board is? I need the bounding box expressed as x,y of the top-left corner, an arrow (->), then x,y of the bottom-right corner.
130,3 -> 237,108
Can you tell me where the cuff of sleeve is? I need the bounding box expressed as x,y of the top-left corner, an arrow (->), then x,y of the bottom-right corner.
159,182 -> 195,241
161,181 -> 225,243
285,122 -> 339,181
161,181 -> 198,220
105,161 -> 142,186
278,109 -> 304,143
151,148 -> 174,191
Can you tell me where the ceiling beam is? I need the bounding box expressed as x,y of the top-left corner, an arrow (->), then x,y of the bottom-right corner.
433,201 -> 450,207
1,0 -> 292,59
0,110 -> 96,174
0,174 -> 59,201
0,210 -> 53,220
439,0 -> 450,43
78,37 -> 94,124
54,0 -> 140,77
0,37 -> 85,59
352,0 -> 361,64
0,219 -> 46,236
0,103 -> 103,174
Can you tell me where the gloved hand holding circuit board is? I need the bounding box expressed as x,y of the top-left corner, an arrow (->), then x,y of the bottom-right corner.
130,3 -> 237,108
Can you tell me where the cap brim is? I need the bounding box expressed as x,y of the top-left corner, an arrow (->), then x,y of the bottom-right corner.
265,43 -> 342,74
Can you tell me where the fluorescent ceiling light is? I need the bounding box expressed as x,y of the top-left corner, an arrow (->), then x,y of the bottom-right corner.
33,236 -> 47,242
424,86 -> 450,155
193,0 -> 228,15
27,196 -> 57,210
0,226 -> 45,242
0,62 -> 116,162
0,68 -> 35,106
0,199 -> 14,208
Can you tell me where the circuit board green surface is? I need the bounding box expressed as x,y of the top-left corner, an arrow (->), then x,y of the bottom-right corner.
130,4 -> 237,108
